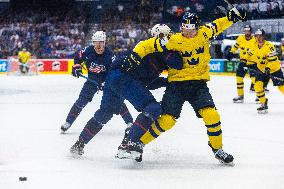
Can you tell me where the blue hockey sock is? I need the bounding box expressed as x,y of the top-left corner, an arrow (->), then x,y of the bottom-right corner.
119,103 -> 133,124
127,114 -> 152,142
79,118 -> 103,144
66,104 -> 83,125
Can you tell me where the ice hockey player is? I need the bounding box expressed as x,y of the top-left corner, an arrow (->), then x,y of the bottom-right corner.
69,24 -> 183,159
246,29 -> 284,113
228,25 -> 257,103
61,31 -> 133,133
18,48 -> 31,74
116,8 -> 247,165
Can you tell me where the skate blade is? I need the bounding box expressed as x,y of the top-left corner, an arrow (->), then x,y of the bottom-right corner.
70,152 -> 83,159
233,100 -> 244,103
115,150 -> 141,161
115,149 -> 131,159
258,110 -> 268,114
219,160 -> 235,167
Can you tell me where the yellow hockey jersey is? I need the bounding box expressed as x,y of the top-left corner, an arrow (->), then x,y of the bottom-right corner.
281,45 -> 284,58
230,35 -> 256,64
18,51 -> 31,64
164,17 -> 233,81
246,40 -> 280,73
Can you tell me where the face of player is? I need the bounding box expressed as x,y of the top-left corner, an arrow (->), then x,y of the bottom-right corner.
243,30 -> 251,38
182,28 -> 198,38
255,35 -> 265,44
93,41 -> 105,54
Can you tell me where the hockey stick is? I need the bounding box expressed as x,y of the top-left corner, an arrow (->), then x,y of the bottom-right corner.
79,73 -> 103,90
248,68 -> 284,82
222,0 -> 241,15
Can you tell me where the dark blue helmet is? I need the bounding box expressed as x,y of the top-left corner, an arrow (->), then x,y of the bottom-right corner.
181,12 -> 201,30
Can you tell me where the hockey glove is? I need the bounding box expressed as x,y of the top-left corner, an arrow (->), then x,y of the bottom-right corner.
264,67 -> 270,76
162,51 -> 183,70
226,52 -> 234,61
72,64 -> 83,78
227,8 -> 247,23
97,83 -> 104,91
121,52 -> 141,72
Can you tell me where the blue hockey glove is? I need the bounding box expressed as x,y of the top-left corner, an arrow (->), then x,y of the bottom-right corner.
97,83 -> 104,91
162,51 -> 183,70
72,64 -> 83,78
227,52 -> 234,61
227,8 -> 247,23
264,67 -> 270,75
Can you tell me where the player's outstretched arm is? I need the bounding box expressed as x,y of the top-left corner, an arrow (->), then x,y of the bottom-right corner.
204,8 -> 247,40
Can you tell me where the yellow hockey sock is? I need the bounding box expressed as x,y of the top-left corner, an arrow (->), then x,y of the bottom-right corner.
255,81 -> 267,104
236,76 -> 244,96
198,107 -> 222,150
140,114 -> 176,145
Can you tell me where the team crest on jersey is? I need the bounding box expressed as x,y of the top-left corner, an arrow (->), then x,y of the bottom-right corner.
187,58 -> 199,65
181,51 -> 193,57
196,47 -> 204,54
89,62 -> 106,73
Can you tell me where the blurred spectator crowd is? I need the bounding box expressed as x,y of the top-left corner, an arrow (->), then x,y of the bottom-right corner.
233,0 -> 284,19
0,5 -> 87,58
0,0 -> 284,58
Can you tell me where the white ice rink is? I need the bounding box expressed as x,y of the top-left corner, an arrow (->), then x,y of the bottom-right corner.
1,74 -> 284,189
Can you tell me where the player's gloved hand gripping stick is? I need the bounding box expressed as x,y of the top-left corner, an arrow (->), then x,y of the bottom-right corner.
79,73 -> 104,91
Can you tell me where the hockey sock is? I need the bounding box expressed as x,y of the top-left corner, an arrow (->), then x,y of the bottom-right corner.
79,118 -> 103,144
119,103 -> 133,124
199,107 -> 222,150
140,114 -> 176,145
66,103 -> 83,125
236,76 -> 244,96
255,81 -> 267,104
127,113 -> 153,142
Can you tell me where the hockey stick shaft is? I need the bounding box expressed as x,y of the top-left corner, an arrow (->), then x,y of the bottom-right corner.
248,68 -> 284,82
79,73 -> 102,87
222,0 -> 241,15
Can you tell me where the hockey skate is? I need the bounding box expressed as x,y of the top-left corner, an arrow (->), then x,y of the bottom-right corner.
116,138 -> 143,162
61,122 -> 71,133
115,127 -> 131,159
213,148 -> 234,166
233,96 -> 244,103
70,138 -> 85,156
257,99 -> 268,114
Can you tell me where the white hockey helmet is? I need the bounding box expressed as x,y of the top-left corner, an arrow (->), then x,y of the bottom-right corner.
92,31 -> 106,42
151,24 -> 171,38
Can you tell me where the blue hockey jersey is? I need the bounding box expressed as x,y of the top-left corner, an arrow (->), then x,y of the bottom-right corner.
74,45 -> 115,84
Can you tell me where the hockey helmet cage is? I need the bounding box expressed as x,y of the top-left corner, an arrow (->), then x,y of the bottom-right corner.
243,25 -> 252,32
151,24 -> 171,38
92,31 -> 106,42
255,28 -> 265,36
181,12 -> 201,30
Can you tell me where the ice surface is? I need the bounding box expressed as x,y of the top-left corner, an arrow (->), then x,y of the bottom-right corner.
1,75 -> 284,189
